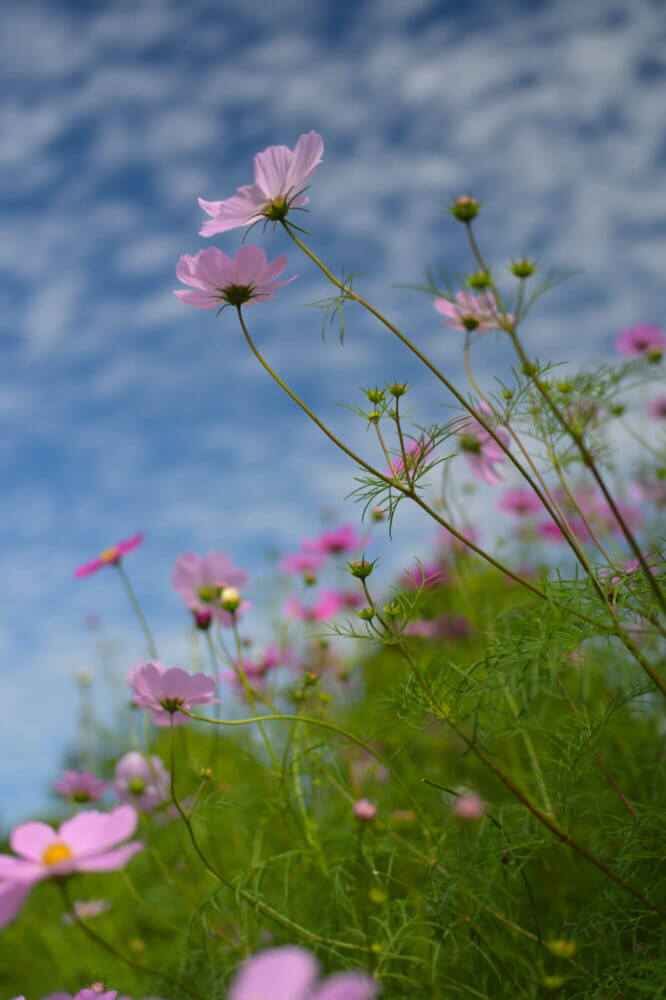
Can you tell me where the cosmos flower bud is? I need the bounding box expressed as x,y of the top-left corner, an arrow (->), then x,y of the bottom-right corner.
365,387 -> 385,405
467,271 -> 492,289
510,259 -> 537,278
371,506 -> 387,521
220,586 -> 241,612
349,559 -> 375,580
193,610 -> 212,630
353,798 -> 377,822
388,382 -> 408,397
450,195 -> 479,222
356,608 -> 375,621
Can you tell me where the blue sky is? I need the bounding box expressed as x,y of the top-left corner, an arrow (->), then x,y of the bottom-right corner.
1,0 -> 665,827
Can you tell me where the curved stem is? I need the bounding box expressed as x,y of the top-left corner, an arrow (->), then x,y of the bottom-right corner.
57,879 -> 205,1000
115,562 -> 158,659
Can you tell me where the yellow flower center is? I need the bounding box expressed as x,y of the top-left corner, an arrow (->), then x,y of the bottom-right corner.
100,546 -> 119,563
42,842 -> 73,866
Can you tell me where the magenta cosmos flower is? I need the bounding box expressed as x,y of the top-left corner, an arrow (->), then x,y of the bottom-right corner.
456,406 -> 510,486
615,323 -> 666,357
173,550 -> 249,626
53,770 -> 106,804
112,752 -> 169,812
174,245 -> 295,310
648,395 -> 666,420
228,945 -> 377,1000
74,534 -> 143,578
198,131 -> 324,236
497,487 -> 544,517
302,524 -> 370,556
127,660 -> 216,726
0,805 -> 142,929
434,291 -> 509,332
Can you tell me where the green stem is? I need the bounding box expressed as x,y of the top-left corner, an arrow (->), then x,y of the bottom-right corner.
231,613 -> 281,774
115,562 -> 158,659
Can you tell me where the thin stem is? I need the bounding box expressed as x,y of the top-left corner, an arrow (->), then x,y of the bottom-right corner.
374,421 -> 399,479
204,629 -> 222,719
231,613 -> 281,774
235,307 -> 610,630
393,395 -> 412,489
115,562 -> 158,659
57,879 -> 205,1000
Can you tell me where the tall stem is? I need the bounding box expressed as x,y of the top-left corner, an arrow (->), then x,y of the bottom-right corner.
115,562 -> 158,659
231,612 -> 281,774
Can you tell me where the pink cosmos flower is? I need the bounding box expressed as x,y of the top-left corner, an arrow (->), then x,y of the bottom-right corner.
284,588 -> 346,622
198,131 -> 324,236
74,534 -> 143,578
112,752 -> 169,812
0,805 -> 142,928
280,552 -> 327,575
456,405 -> 510,486
174,245 -> 295,310
497,487 -> 544,517
228,945 -> 377,1000
172,550 -> 249,626
301,524 -> 370,556
648,396 -> 666,420
53,770 -> 106,804
399,561 -> 448,590
127,661 -> 216,727
434,290 -> 510,332
353,799 -> 378,823
452,793 -> 486,821
404,614 -> 470,640
388,438 -> 434,480
614,324 -> 666,357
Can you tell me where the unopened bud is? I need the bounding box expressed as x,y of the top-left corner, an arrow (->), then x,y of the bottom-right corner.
353,798 -> 377,822
389,382 -> 408,397
610,404 -> 625,416
199,767 -> 212,780
365,387 -> 385,405
384,600 -> 401,617
450,195 -> 479,223
303,571 -> 317,586
220,586 -> 240,612
467,271 -> 492,290
510,258 -> 536,278
501,390 -> 514,400
647,348 -> 663,362
349,559 -> 374,579
371,506 -> 387,521
356,607 -> 375,621
367,410 -> 382,424
193,610 -> 212,630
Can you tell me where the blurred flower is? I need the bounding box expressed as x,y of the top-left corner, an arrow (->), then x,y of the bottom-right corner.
228,946 -> 377,1000
280,552 -> 327,575
648,396 -> 666,420
452,793 -> 486,821
127,661 -> 216,727
497,487 -> 544,517
53,770 -> 106,804
112,752 -> 169,812
457,405 -> 509,486
172,550 -> 249,627
174,246 -> 295,309
353,799 -> 378,822
404,614 -> 470,640
74,534 -> 143,578
614,323 -> 666,357
61,898 -> 112,926
0,806 -> 142,928
198,131 -> 324,236
301,524 -> 370,556
389,437 -> 434,479
434,290 -> 509,332
436,524 -> 480,554
285,588 -> 353,622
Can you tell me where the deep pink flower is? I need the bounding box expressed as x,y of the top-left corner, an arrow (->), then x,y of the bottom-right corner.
648,396 -> 666,420
74,534 -> 143,578
452,793 -> 486,821
112,752 -> 169,812
198,131 -> 324,236
53,770 -> 106,804
456,406 -> 510,486
127,661 -> 216,727
434,291 -> 510,332
0,806 -> 142,928
228,945 -> 377,1000
497,487 -> 544,517
280,552 -> 327,575
301,524 -> 370,556
388,438 -> 434,479
614,324 -> 666,357
399,561 -> 447,590
174,245 -> 295,310
172,550 -> 249,626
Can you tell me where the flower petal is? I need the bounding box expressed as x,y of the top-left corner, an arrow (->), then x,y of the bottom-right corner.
59,805 -> 138,857
313,974 -> 378,1000
10,821 -> 58,861
253,144 -> 293,200
73,840 -> 144,873
229,946 -> 319,1000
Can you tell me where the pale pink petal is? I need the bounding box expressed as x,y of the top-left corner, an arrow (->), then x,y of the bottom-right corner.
434,298 -> 458,318
10,822 -> 58,861
253,144 -> 294,200
0,856 -> 42,880
0,880 -> 34,928
257,253 -> 289,285
173,288 -> 220,309
229,946 -> 318,1000
59,805 -> 138,857
313,974 -> 378,1000
286,131 -> 325,192
198,186 -> 266,236
233,245 -> 268,286
74,841 -> 144,873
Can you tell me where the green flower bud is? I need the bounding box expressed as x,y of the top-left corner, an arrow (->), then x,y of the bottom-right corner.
450,196 -> 479,222
389,382 -> 408,397
220,586 -> 240,612
356,607 -> 375,621
510,258 -> 536,278
467,271 -> 492,289
349,559 -> 374,579
501,390 -> 514,400
647,348 -> 663,362
365,387 -> 385,405
610,404 -> 625,416
384,600 -> 401,617
367,410 -> 382,424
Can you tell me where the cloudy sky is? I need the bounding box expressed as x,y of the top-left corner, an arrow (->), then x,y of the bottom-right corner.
1,0 -> 665,826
